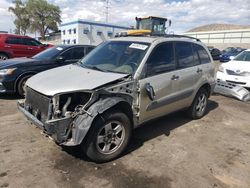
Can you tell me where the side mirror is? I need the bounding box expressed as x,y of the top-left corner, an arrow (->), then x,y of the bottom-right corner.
56,56 -> 65,62
145,83 -> 155,101
43,44 -> 49,47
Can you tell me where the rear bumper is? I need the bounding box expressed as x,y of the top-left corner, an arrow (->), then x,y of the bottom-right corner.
17,100 -> 74,144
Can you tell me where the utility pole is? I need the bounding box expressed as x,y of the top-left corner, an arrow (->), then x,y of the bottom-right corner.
105,0 -> 110,23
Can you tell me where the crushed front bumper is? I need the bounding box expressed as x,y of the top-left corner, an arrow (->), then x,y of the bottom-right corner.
18,100 -> 73,144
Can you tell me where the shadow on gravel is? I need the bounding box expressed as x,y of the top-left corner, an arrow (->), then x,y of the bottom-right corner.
0,93 -> 22,100
62,99 -> 218,161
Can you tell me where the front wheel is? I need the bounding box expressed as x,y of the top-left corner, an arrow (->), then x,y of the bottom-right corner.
187,88 -> 208,119
82,110 -> 132,163
17,75 -> 32,97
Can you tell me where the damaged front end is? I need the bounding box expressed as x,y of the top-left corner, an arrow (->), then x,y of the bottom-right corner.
18,76 -> 138,146
18,87 -> 93,145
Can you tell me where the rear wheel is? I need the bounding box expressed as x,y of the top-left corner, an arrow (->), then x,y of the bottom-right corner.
82,110 -> 132,163
17,75 -> 32,97
0,53 -> 8,61
187,88 -> 208,119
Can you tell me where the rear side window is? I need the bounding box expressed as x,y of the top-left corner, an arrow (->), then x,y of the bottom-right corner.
175,42 -> 198,68
194,44 -> 211,64
146,42 -> 175,77
5,37 -> 23,45
23,38 -> 41,46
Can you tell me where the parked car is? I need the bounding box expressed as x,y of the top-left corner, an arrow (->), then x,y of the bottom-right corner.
217,49 -> 250,88
0,45 -> 94,96
208,46 -> 221,60
0,34 -> 52,60
219,47 -> 245,62
18,35 -> 216,162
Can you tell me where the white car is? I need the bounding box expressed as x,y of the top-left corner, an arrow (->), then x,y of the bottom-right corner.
217,49 -> 250,88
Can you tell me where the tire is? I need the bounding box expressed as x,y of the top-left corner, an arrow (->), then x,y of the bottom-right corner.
17,75 -> 32,97
187,88 -> 208,119
0,53 -> 8,61
82,110 -> 132,163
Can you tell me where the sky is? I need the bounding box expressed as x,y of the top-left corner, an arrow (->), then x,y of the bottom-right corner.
0,0 -> 250,34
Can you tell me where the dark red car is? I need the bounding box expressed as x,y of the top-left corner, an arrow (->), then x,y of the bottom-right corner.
0,34 -> 52,60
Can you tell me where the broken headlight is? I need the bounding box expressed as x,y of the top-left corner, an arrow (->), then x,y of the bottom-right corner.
52,92 -> 92,118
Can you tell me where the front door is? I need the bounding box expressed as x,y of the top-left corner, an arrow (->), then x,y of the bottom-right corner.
138,42 -> 180,123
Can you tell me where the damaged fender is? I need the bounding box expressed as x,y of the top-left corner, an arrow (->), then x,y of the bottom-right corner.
64,97 -> 131,146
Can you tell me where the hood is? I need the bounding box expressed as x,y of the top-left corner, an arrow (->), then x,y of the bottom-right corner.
221,60 -> 250,72
0,57 -> 39,69
26,64 -> 129,96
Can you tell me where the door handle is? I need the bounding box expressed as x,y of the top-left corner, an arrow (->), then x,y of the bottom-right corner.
171,75 -> 179,80
197,68 -> 203,73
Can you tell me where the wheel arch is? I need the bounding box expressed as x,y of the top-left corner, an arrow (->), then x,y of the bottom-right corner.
14,71 -> 37,92
0,51 -> 10,58
71,97 -> 133,146
199,83 -> 211,97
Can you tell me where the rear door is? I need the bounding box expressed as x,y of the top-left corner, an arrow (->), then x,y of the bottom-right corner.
138,42 -> 180,123
4,37 -> 28,58
173,41 -> 202,108
22,38 -> 44,57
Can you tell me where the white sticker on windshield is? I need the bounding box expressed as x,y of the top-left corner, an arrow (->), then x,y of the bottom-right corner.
129,43 -> 148,50
56,47 -> 63,51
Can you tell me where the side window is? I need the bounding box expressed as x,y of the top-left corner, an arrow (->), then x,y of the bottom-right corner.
175,42 -> 197,68
146,42 -> 175,77
72,47 -> 85,59
60,48 -> 74,60
23,38 -> 41,46
194,44 -> 211,64
85,47 -> 94,55
5,37 -> 22,45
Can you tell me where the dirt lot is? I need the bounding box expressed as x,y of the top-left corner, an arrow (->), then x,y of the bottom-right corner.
0,91 -> 250,188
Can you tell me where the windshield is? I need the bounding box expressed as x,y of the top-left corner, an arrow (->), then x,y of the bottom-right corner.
233,51 -> 250,61
80,41 -> 150,74
139,19 -> 152,30
33,46 -> 64,60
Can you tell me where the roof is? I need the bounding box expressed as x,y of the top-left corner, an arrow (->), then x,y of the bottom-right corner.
0,33 -> 31,38
136,16 -> 168,20
110,34 -> 201,44
110,36 -> 158,43
53,44 -> 94,49
60,19 -> 130,30
187,23 -> 250,32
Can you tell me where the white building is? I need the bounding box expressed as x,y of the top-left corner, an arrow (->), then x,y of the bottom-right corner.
183,29 -> 250,49
60,19 -> 130,46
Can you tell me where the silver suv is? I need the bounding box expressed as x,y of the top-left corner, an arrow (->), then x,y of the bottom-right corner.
18,35 -> 216,162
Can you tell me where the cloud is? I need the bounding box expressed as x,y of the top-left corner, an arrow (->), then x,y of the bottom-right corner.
50,0 -> 250,33
0,0 -> 250,34
0,0 -> 15,32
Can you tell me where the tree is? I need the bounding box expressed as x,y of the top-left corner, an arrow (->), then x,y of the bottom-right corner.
26,0 -> 61,39
9,0 -> 30,35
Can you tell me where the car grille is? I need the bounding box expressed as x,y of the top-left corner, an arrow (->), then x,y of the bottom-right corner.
25,87 -> 51,123
226,80 -> 246,85
226,69 -> 250,76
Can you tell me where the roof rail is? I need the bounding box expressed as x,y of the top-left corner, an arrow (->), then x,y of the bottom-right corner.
152,34 -> 201,42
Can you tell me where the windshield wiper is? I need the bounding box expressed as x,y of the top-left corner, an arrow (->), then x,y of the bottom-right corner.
81,64 -> 107,72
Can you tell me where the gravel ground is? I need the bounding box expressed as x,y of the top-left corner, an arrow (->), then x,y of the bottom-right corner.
0,60 -> 250,188
0,92 -> 250,188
